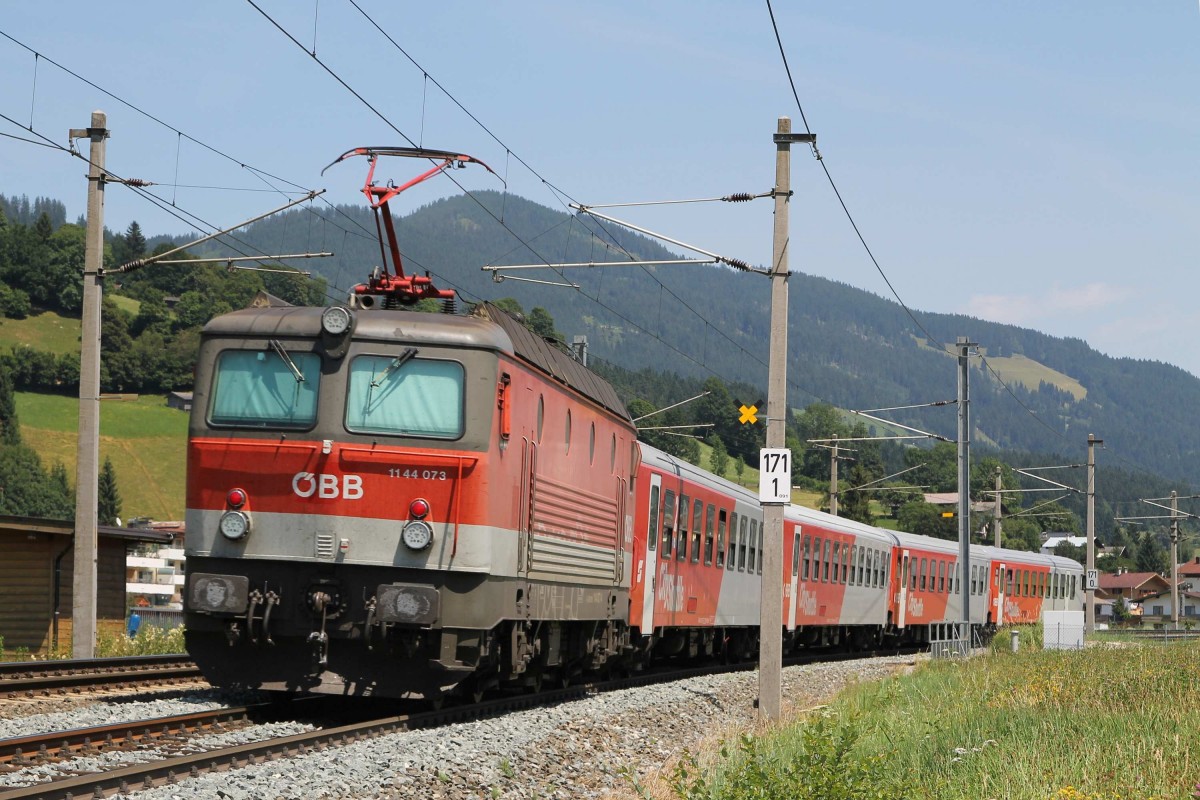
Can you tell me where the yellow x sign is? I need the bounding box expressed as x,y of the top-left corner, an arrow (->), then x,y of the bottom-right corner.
739,404 -> 758,425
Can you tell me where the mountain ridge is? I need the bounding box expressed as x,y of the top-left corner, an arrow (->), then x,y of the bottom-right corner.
194,190 -> 1200,488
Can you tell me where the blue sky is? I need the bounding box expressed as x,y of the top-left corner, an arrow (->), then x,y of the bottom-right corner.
1,2 -> 1198,375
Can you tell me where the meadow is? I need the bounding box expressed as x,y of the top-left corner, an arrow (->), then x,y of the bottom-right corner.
16,391 -> 188,521
659,636 -> 1200,800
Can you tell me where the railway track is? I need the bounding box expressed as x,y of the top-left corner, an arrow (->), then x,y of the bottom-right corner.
0,647 -> 918,799
0,655 -> 202,700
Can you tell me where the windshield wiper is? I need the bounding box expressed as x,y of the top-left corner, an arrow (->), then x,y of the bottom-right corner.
371,347 -> 418,388
269,339 -> 305,383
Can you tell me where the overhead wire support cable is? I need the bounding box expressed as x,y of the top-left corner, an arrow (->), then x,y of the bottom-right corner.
849,410 -> 951,442
631,391 -> 711,423
111,190 -> 324,274
856,400 -> 955,413
580,191 -> 772,209
569,204 -> 760,273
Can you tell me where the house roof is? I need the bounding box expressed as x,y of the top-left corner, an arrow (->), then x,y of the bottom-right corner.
1098,571 -> 1169,591
921,493 -> 998,513
1042,535 -> 1087,550
0,514 -> 173,544
1179,558 -> 1200,577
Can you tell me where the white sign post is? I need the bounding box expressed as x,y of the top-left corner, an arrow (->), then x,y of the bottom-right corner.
759,448 -> 792,504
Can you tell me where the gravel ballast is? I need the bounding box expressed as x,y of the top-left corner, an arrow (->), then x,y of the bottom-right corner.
92,655 -> 918,800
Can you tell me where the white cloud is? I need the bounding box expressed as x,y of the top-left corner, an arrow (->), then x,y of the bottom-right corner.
965,282 -> 1130,326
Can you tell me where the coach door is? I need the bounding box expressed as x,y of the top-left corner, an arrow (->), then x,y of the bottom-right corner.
995,562 -> 1007,624
787,527 -> 801,630
897,550 -> 910,629
640,474 -> 662,634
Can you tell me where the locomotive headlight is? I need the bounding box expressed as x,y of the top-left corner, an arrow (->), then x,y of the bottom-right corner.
401,520 -> 433,551
321,305 -> 352,336
219,510 -> 251,541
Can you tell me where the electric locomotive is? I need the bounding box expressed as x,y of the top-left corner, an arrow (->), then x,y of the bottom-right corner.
183,149 -> 639,701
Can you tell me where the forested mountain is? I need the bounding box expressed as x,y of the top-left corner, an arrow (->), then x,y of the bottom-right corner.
1,189 -> 1196,549
207,190 -> 1200,489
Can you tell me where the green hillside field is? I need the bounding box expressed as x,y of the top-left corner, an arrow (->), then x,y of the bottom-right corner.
0,310 -> 81,356
15,392 -> 187,521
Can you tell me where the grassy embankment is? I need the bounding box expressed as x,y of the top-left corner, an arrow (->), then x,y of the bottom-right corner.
16,392 -> 187,521
4,307 -> 185,520
648,634 -> 1200,800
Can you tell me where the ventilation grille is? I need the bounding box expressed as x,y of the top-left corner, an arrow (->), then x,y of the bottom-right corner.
315,533 -> 336,559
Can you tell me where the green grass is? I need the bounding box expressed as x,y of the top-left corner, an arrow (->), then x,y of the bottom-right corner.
981,352 -> 1087,402
678,640 -> 1200,799
15,391 -> 188,520
0,310 -> 81,356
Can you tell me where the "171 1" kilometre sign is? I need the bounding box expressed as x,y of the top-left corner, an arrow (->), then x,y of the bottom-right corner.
758,448 -> 791,504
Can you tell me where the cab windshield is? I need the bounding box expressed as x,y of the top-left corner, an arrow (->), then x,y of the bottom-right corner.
209,348 -> 320,428
345,354 -> 464,438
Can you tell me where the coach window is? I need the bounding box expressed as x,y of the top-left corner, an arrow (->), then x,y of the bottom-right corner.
920,558 -> 928,592
753,522 -> 763,573
749,519 -> 759,574
832,542 -> 841,585
949,562 -> 957,594
691,499 -> 703,564
1071,575 -> 1077,599
716,510 -> 727,568
661,490 -> 676,557
901,554 -> 910,591
738,522 -> 748,571
1006,568 -> 1014,596
823,540 -> 832,582
345,355 -> 464,438
729,513 -> 739,568
858,547 -> 866,586
880,551 -> 888,587
841,543 -> 849,583
703,504 -> 715,565
210,349 -> 321,428
938,561 -> 945,593
757,522 -> 764,575
848,545 -> 857,585
802,535 -> 811,581
792,532 -> 801,577
677,494 -> 690,562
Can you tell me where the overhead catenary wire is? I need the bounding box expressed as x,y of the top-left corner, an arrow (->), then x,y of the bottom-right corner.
245,0 -> 833,407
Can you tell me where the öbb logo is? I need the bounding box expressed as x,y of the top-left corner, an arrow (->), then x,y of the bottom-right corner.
292,472 -> 364,500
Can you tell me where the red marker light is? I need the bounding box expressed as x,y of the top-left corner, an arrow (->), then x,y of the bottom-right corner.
227,488 -> 247,509
409,498 -> 430,519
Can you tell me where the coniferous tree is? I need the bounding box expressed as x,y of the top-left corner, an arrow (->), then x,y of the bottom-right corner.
124,221 -> 146,260
0,362 -> 18,445
97,457 -> 122,526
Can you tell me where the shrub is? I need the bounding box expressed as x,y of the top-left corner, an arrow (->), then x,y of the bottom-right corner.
666,712 -> 903,800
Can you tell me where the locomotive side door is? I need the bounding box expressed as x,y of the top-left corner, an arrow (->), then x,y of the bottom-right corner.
640,473 -> 662,634
518,438 -> 537,579
897,549 -> 910,629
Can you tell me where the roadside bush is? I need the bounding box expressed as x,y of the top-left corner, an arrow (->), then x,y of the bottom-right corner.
664,712 -> 904,800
